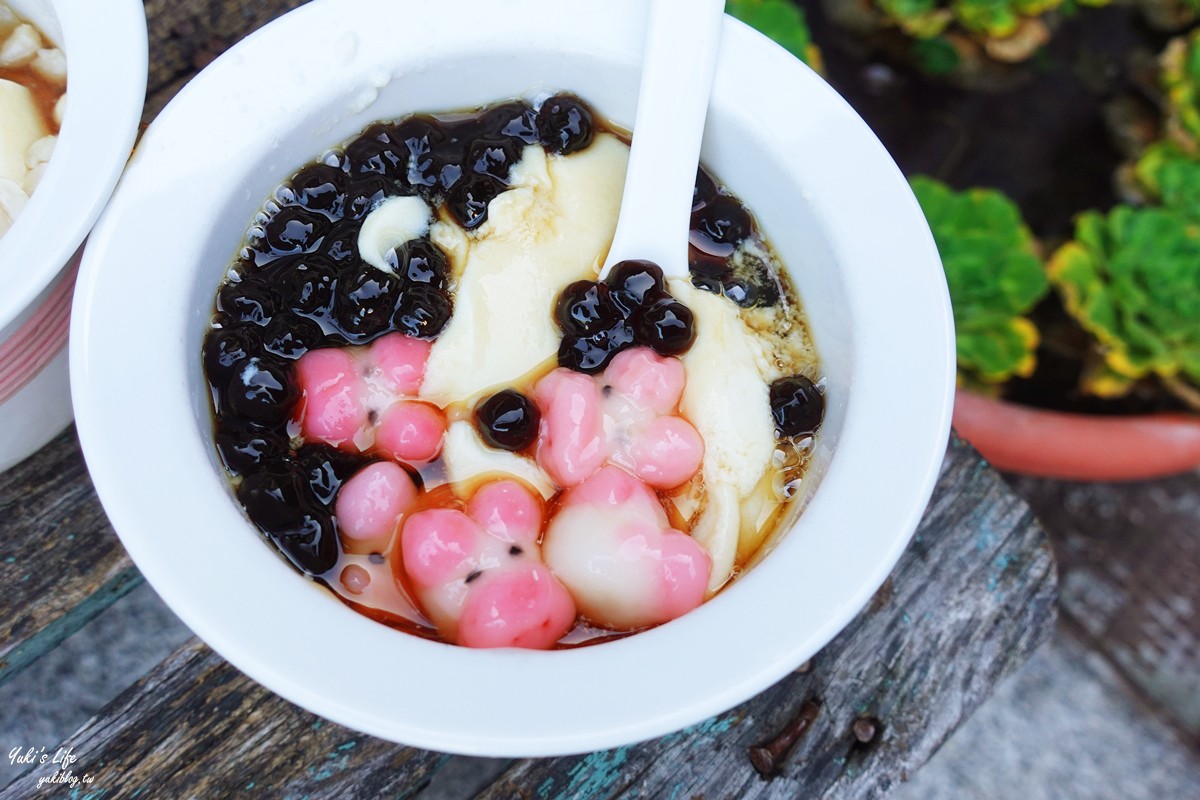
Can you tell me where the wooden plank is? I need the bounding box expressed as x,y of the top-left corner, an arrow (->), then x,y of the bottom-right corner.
0,641 -> 444,800
0,429 -> 139,687
1007,471 -> 1200,738
473,436 -> 1057,799
1,437 -> 1051,797
0,0 -> 312,691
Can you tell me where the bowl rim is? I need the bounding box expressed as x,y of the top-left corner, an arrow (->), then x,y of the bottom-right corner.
71,0 -> 954,756
0,0 -> 146,335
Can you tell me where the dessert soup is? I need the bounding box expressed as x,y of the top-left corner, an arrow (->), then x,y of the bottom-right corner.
202,94 -> 824,649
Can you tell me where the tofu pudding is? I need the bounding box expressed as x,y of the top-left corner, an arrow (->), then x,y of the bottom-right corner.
203,95 -> 825,649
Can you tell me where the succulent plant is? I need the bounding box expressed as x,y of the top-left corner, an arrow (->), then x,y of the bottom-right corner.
833,0 -> 1110,74
911,177 -> 1050,388
725,0 -> 822,70
1161,30 -> 1200,154
1048,205 -> 1200,405
1134,140 -> 1200,215
1136,0 -> 1200,33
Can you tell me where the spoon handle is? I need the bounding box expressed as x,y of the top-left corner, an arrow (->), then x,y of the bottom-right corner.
602,0 -> 726,279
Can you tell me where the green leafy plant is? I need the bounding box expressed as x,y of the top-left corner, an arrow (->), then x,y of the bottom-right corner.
1161,30 -> 1200,154
726,0 -> 822,70
862,0 -> 1109,68
885,0 -> 1107,37
911,177 -> 1050,387
1134,140 -> 1200,215
1048,206 -> 1200,407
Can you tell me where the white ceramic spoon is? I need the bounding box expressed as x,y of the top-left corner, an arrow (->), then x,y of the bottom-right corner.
601,0 -> 726,280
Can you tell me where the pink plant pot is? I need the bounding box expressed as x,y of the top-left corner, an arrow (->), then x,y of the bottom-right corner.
953,389 -> 1200,481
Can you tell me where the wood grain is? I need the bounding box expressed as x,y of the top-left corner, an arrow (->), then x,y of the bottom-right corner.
0,437 -> 1056,798
0,642 -> 444,799
474,437 -> 1057,799
0,429 -> 139,687
1008,471 -> 1200,739
0,0 -> 312,690
141,0 -> 309,122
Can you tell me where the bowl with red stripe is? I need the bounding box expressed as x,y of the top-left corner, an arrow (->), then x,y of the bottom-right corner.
0,0 -> 145,472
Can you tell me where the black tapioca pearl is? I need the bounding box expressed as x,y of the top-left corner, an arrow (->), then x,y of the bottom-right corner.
394,116 -> 447,190
690,195 -> 752,259
223,355 -> 298,424
726,273 -> 780,309
693,168 -> 719,212
438,161 -> 465,192
238,466 -> 338,576
203,326 -> 258,385
468,137 -> 522,184
272,507 -> 339,576
394,283 -> 452,339
558,321 -> 635,374
319,221 -> 360,266
289,163 -> 346,214
634,298 -> 696,357
342,177 -> 394,221
237,464 -> 307,535
261,314 -> 325,360
483,101 -> 539,144
429,118 -> 485,191
286,257 -> 338,316
214,417 -> 289,475
475,389 -> 540,452
555,280 -> 618,337
729,254 -> 782,309
397,240 -> 449,289
438,116 -> 489,152
689,250 -> 728,279
722,278 -> 754,308
537,94 -> 595,155
607,260 -> 666,317
262,206 -> 331,255
345,122 -> 405,180
295,443 -> 368,507
217,276 -> 280,327
770,375 -> 825,437
333,266 -> 401,342
690,272 -> 724,295
446,174 -> 502,229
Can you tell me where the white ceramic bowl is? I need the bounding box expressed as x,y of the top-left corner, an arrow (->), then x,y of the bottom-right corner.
72,0 -> 953,756
0,0 -> 145,472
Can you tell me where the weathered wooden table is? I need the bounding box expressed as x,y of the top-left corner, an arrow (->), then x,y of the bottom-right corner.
0,2 -> 1058,796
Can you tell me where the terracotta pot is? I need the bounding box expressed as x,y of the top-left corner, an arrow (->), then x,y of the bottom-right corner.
953,390 -> 1200,481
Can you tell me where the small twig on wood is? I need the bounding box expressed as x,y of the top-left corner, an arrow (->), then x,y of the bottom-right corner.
748,699 -> 821,778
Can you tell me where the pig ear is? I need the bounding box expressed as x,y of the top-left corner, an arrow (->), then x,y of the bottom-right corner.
295,348 -> 369,447
623,415 -> 704,489
466,480 -> 544,546
368,332 -> 431,395
603,347 -> 686,414
533,369 -> 606,487
400,508 -> 481,587
375,401 -> 446,463
335,462 -> 419,546
457,565 -> 576,649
